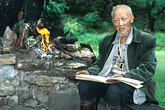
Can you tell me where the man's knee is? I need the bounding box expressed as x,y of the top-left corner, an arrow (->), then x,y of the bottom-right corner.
78,81 -> 91,93
104,84 -> 122,107
106,83 -> 121,99
105,83 -> 134,106
78,81 -> 95,101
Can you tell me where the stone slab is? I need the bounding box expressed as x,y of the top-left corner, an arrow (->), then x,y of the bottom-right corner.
0,54 -> 16,66
48,88 -> 80,110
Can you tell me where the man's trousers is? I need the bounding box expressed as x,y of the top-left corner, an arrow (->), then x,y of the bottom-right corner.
78,81 -> 135,107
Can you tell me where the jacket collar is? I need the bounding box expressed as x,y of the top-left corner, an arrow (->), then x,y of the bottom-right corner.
106,32 -> 116,45
132,27 -> 142,43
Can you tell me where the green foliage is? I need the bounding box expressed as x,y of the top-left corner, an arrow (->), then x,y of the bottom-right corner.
154,20 -> 165,32
66,0 -> 113,16
84,11 -> 100,29
84,11 -> 100,23
63,16 -> 86,36
151,9 -> 158,19
146,0 -> 165,31
66,0 -> 88,13
100,21 -> 109,31
40,0 -> 165,32
129,0 -> 165,32
83,11 -> 109,32
41,0 -> 69,24
154,32 -> 165,50
132,18 -> 144,30
18,19 -> 25,26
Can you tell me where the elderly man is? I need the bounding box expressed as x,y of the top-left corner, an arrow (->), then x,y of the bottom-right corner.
76,5 -> 158,110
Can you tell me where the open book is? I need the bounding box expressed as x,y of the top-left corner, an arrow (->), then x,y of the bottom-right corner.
75,74 -> 143,88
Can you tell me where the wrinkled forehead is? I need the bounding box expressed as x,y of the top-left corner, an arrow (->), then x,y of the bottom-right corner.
113,6 -> 132,18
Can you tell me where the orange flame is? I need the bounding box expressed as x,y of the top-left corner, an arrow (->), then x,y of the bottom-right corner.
36,27 -> 52,52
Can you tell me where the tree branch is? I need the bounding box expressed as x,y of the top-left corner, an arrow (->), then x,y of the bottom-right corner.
156,7 -> 165,16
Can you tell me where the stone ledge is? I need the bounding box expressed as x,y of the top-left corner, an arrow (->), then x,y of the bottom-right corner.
48,88 -> 80,110
0,54 -> 16,66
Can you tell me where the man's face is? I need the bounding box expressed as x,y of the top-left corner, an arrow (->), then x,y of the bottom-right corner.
112,7 -> 134,35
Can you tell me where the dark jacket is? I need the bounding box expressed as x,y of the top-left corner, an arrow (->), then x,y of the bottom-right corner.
87,27 -> 158,104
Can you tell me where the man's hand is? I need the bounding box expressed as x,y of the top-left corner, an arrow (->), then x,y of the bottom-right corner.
112,74 -> 123,78
107,74 -> 123,84
76,70 -> 90,75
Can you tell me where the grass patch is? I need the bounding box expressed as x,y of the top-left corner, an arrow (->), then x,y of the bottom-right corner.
154,51 -> 165,108
76,32 -> 111,56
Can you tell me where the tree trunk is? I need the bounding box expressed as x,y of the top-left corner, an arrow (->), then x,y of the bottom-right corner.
146,0 -> 156,32
148,18 -> 156,32
23,0 -> 44,22
0,0 -> 24,37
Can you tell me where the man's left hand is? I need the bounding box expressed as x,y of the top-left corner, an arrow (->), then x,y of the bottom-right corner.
112,74 -> 123,78
106,74 -> 123,84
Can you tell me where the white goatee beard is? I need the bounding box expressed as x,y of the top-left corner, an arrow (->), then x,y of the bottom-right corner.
116,27 -> 130,38
117,31 -> 129,38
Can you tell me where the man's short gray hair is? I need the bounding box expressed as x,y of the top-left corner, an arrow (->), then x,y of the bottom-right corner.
111,5 -> 133,18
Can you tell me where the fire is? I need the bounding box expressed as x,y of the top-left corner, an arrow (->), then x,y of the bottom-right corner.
36,27 -> 52,52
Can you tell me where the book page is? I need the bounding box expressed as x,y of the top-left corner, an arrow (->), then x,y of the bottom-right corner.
107,77 -> 143,84
76,74 -> 108,83
75,74 -> 143,88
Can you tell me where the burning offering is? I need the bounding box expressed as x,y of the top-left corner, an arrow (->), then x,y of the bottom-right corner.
36,27 -> 53,53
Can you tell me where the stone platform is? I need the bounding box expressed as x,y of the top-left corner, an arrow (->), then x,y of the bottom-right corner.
0,42 -> 95,110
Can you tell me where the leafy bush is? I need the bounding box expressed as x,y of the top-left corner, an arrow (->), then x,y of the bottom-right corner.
155,20 -> 165,31
133,17 -> 146,30
84,11 -> 100,29
41,0 -> 69,25
83,11 -> 110,32
154,32 -> 165,50
63,17 -> 86,36
100,21 -> 109,31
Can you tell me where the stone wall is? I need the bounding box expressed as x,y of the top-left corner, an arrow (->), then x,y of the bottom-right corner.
0,40 -> 95,110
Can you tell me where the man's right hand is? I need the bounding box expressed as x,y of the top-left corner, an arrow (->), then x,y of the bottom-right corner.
76,70 -> 90,75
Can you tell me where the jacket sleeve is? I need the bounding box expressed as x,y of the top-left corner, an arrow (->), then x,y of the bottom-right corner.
87,38 -> 105,75
124,35 -> 157,82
